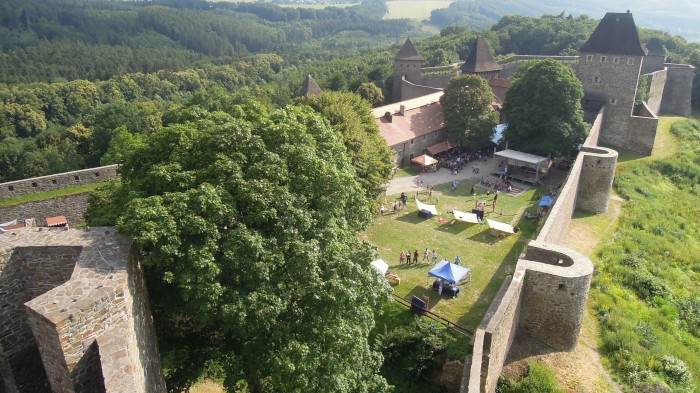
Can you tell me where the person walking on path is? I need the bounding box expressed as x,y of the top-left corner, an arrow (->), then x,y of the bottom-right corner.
400,251 -> 405,265
432,250 -> 438,264
406,250 -> 412,265
423,248 -> 429,262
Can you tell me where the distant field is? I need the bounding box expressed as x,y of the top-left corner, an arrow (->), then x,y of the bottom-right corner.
383,0 -> 453,20
277,3 -> 355,8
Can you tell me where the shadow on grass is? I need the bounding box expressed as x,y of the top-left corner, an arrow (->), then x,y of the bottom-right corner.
403,285 -> 444,310
457,238 -> 527,329
395,261 -> 433,271
395,211 -> 430,224
436,221 -> 472,234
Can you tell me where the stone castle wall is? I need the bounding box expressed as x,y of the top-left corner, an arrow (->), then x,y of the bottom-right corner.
398,77 -> 444,101
1,228 -> 166,392
645,69 -> 667,115
0,193 -> 90,226
461,112 -> 610,392
464,275 -> 523,393
517,242 -> 593,351
0,165 -> 118,200
661,64 -> 695,117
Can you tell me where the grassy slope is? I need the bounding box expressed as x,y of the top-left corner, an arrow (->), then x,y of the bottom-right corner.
589,116 -> 700,392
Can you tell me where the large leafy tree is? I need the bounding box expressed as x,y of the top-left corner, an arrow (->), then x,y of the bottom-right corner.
297,91 -> 393,201
503,59 -> 587,156
440,74 -> 499,150
87,102 -> 391,392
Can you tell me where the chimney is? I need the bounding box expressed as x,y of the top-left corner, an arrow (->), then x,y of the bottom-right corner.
400,105 -> 406,116
385,111 -> 393,122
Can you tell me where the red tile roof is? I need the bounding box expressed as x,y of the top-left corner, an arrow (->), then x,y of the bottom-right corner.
46,216 -> 68,227
374,92 -> 446,147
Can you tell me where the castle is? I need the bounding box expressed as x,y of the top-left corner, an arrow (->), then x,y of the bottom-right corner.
389,11 -> 694,157
0,12 -> 695,393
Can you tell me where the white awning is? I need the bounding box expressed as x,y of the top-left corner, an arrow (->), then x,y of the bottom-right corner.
370,259 -> 389,275
487,219 -> 515,234
453,210 -> 479,224
495,149 -> 549,166
415,197 -> 438,215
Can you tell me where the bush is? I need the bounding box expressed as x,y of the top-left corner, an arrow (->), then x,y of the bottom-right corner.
497,362 -> 565,393
659,356 -> 695,391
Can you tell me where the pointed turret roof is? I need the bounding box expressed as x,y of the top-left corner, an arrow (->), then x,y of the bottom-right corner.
301,74 -> 322,97
579,12 -> 646,56
395,38 -> 423,61
461,37 -> 502,73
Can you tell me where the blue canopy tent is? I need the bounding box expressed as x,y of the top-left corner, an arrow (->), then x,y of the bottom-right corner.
428,260 -> 471,284
539,195 -> 554,208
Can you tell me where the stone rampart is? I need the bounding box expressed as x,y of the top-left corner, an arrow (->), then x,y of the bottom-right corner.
0,165 -> 118,200
644,69 -> 667,115
576,146 -> 617,213
497,55 -> 578,79
661,64 -> 695,117
0,227 -> 166,392
464,274 -> 523,393
399,77 -> 444,101
461,114 -> 607,392
517,242 -> 593,351
0,193 -> 90,225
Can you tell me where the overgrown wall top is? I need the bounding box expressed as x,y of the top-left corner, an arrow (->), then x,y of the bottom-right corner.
0,193 -> 90,225
0,165 -> 118,200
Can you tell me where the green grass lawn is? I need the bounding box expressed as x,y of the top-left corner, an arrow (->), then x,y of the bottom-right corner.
367,179 -> 546,329
0,182 -> 110,208
393,165 -> 422,178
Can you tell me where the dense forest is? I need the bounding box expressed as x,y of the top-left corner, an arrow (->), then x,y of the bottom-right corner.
1,2 -> 699,186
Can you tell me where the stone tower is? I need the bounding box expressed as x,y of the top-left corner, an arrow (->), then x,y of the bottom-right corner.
461,37 -> 502,81
576,12 -> 651,152
300,74 -> 322,97
393,38 -> 424,101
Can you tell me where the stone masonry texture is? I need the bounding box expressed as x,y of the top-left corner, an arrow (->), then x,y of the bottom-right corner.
0,227 -> 166,393
0,165 -> 118,200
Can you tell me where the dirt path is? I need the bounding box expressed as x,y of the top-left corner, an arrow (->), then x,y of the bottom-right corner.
502,196 -> 624,393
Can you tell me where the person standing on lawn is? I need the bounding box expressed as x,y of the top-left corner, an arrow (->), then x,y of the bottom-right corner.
406,250 -> 412,265
423,248 -> 429,262
432,250 -> 438,264
413,250 -> 419,264
400,251 -> 405,265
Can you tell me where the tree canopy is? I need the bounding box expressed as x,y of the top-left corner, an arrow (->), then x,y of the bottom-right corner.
86,102 -> 391,392
503,59 -> 587,156
439,74 -> 499,150
297,91 -> 393,202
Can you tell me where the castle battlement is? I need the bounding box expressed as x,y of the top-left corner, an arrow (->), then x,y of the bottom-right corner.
0,227 -> 166,392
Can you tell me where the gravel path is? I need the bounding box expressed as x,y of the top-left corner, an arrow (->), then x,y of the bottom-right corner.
385,157 -> 501,196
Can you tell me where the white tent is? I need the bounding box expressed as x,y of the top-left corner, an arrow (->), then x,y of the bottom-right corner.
487,219 -> 515,235
495,149 -> 550,181
415,197 -> 438,215
453,210 -> 480,224
410,154 -> 438,167
370,259 -> 389,275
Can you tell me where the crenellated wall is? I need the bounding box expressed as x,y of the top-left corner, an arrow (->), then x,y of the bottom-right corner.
0,165 -> 117,200
1,228 -> 166,393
